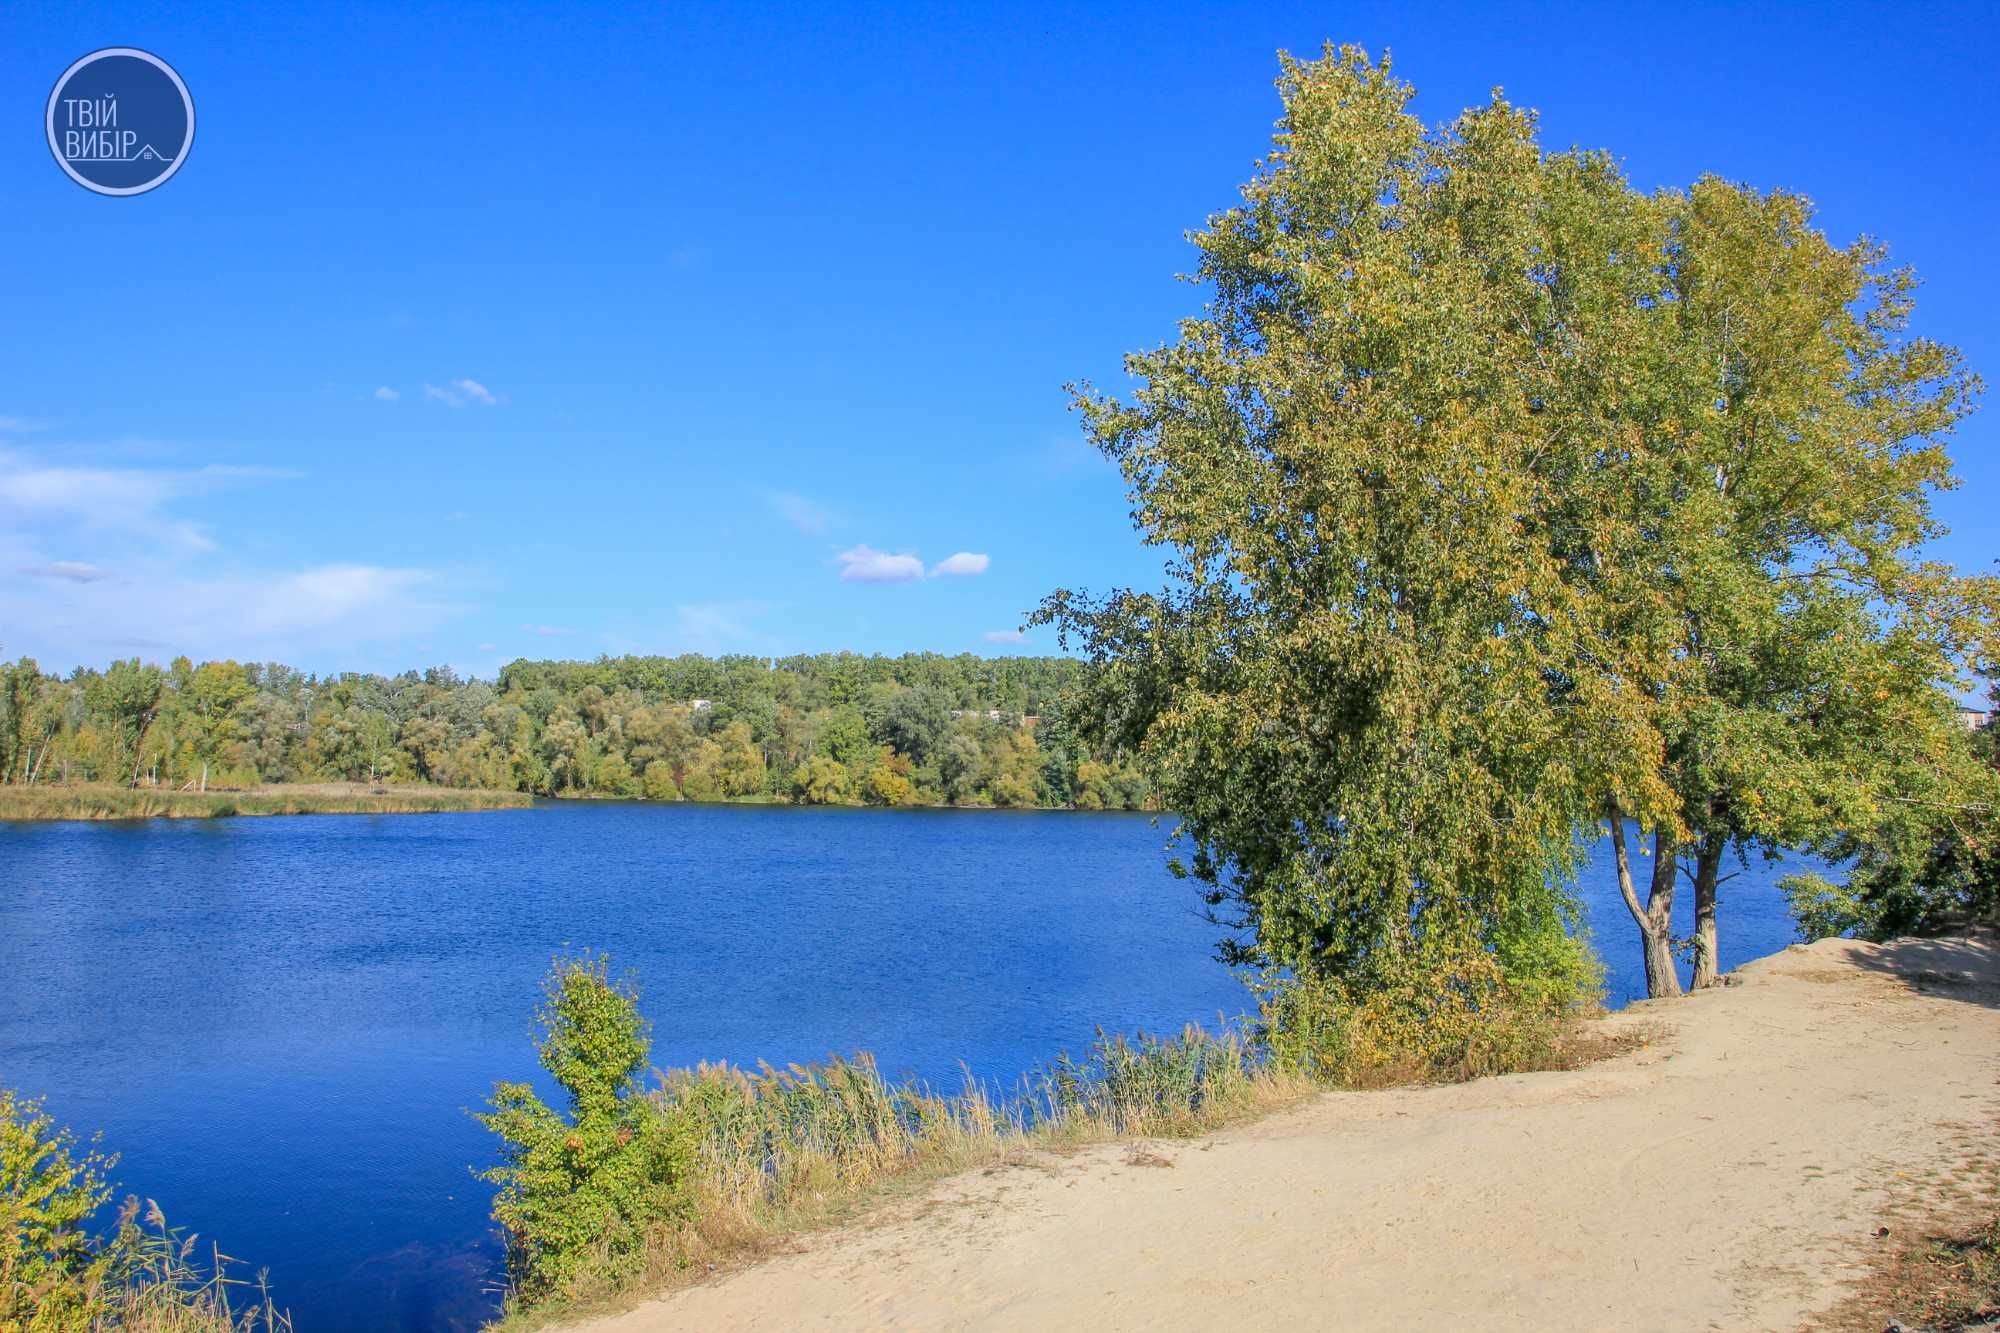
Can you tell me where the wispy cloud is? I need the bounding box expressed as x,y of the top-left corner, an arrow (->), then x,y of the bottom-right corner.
522,622 -> 575,637
0,452 -> 298,554
766,490 -> 833,537
2,563 -> 446,667
374,386 -> 400,402
0,416 -> 49,434
0,436 -> 450,669
21,560 -> 107,583
983,628 -> 1026,645
476,642 -> 498,654
836,545 -> 926,584
931,551 -> 990,577
425,378 -> 500,408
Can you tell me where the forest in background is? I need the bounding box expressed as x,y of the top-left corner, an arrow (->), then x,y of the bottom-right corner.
0,652 -> 1152,810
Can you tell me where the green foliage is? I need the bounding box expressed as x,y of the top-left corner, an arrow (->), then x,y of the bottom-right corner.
1036,46 -> 1614,1003
1037,43 -> 1995,1003
790,755 -> 850,804
1781,872 -> 1868,942
1,1091 -> 111,1328
1258,940 -> 1608,1088
479,956 -> 697,1304
1783,721 -> 2000,941
1,652 -> 1142,811
1,1091 -> 288,1331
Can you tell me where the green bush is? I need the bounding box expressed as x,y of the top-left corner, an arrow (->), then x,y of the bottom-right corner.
480,955 -> 697,1304
1781,872 -> 1868,942
1257,941 -> 1604,1088
1,1091 -> 112,1330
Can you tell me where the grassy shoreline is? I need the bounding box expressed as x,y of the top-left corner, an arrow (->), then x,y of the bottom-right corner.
0,782 -> 531,821
480,954 -> 1638,1332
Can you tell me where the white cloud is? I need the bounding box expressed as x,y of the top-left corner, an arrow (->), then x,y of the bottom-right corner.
1,562 -> 445,668
983,629 -> 1026,645
836,545 -> 926,584
523,623 -> 575,637
374,386 -> 400,402
0,452 -> 296,554
0,416 -> 48,434
477,642 -> 498,654
932,551 -> 990,577
424,378 -> 500,408
766,490 -> 833,536
22,561 -> 107,583
0,443 -> 450,670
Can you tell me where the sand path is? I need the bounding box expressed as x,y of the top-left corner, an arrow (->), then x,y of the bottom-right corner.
576,934 -> 2000,1331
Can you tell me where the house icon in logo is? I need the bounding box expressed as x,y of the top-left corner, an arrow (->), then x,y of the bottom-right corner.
134,144 -> 174,163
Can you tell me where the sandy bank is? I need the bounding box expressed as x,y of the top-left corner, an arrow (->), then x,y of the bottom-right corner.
570,933 -> 2000,1332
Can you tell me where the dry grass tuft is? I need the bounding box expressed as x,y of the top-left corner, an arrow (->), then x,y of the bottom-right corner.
0,782 -> 529,821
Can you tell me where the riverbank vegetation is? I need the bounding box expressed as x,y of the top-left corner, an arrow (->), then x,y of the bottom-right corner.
1034,44 -> 2000,1012
0,782 -> 529,822
480,953 -> 1629,1327
0,1091 -> 289,1332
0,653 -> 1151,813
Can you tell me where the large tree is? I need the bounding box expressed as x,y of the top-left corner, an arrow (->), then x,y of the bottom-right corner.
1037,47 -> 1633,1000
1036,44 -> 1991,1003
1554,176 -> 1987,995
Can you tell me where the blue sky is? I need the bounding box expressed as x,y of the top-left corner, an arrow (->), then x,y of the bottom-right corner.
4,1 -> 1995,678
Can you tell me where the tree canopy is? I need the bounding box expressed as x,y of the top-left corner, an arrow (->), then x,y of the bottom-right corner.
1037,45 -> 1994,1002
0,651 -> 1150,812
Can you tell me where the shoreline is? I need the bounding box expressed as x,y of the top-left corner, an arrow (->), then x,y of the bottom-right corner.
0,784 -> 1161,821
557,933 -> 2000,1333
0,782 -> 531,821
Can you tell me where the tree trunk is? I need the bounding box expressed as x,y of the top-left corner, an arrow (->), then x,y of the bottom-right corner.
1689,833 -> 1725,989
1607,799 -> 1683,998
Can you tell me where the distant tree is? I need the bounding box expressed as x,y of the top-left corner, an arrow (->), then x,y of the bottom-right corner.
6,649 -> 1144,810
791,755 -> 850,805
876,687 -> 953,767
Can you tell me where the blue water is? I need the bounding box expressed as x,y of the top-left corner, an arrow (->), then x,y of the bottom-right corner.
0,803 -> 1819,1330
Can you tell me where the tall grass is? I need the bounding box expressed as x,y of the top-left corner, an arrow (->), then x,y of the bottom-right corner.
59,1197 -> 290,1333
482,956 -> 1626,1330
0,783 -> 529,821
488,1022 -> 1310,1327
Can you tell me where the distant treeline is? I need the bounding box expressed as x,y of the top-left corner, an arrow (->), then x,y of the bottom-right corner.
0,653 -> 1154,810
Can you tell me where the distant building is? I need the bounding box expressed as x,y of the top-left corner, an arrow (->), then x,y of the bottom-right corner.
689,699 -> 713,711
1957,706 -> 1990,731
949,708 -> 1028,726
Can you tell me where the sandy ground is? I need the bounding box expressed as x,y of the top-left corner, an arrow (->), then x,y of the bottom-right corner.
576,934 -> 2000,1332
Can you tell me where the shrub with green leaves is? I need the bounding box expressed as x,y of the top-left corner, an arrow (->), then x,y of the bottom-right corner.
2,1091 -> 288,1332
1,1091 -> 113,1330
1258,933 -> 1605,1088
480,955 -> 697,1304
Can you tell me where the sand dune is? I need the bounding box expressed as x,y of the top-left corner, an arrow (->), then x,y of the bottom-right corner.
575,934 -> 2000,1332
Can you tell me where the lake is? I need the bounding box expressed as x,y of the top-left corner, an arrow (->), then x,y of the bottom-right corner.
0,802 -> 1817,1330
